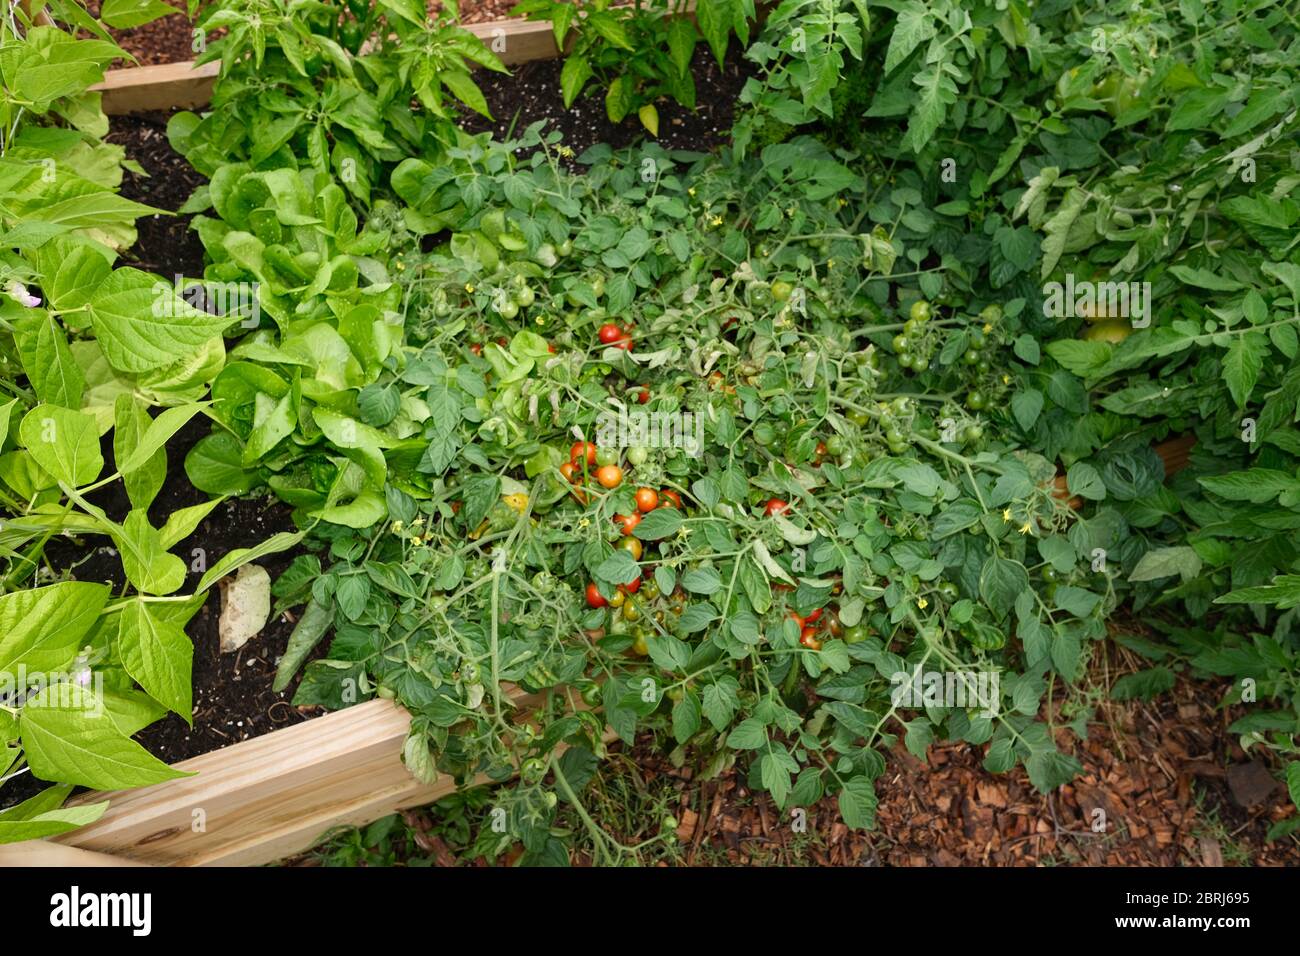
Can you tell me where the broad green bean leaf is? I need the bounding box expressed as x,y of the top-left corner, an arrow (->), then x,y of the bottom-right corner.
158,498 -> 222,550
0,785 -> 108,844
100,0 -> 176,29
19,685 -> 189,790
19,405 -> 102,487
114,395 -> 164,511
118,600 -> 193,721
197,529 -> 307,593
112,510 -> 187,595
15,312 -> 84,408
89,268 -> 233,374
0,581 -> 108,673
117,402 -> 206,474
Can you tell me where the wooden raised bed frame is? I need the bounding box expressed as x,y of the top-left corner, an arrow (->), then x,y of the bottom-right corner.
0,18 -> 1201,866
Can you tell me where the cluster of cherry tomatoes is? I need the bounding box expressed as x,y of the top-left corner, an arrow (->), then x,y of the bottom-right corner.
597,322 -> 634,351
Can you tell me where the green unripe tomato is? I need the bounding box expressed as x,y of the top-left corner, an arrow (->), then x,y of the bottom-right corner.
626,446 -> 648,466
909,300 -> 932,323
596,447 -> 619,467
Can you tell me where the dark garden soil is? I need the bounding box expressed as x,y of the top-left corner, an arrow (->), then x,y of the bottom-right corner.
460,47 -> 754,160
108,113 -> 208,278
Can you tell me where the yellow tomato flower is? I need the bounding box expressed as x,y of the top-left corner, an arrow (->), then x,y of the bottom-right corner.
1018,521 -> 1034,535
1002,508 -> 1012,522
917,597 -> 929,610
711,215 -> 723,227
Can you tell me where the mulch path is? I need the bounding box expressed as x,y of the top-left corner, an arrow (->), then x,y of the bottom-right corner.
650,661 -> 1299,867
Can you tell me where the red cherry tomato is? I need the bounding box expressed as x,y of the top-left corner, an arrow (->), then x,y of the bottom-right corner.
615,513 -> 641,535
634,488 -> 659,513
621,576 -> 642,595
598,323 -> 624,344
559,461 -> 579,484
764,499 -> 790,517
803,607 -> 823,624
659,489 -> 682,509
585,583 -> 607,608
570,441 -> 597,467
800,627 -> 822,650
637,387 -> 651,404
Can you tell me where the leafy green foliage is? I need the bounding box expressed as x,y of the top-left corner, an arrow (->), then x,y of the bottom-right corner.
0,0 -> 243,841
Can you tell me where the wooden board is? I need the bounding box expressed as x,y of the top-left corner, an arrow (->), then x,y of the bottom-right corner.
94,18 -> 560,115
0,841 -> 151,867
95,60 -> 220,115
0,682 -> 603,867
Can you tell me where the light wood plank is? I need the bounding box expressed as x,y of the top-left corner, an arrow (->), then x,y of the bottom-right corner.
95,61 -> 220,115
0,841 -> 151,867
45,683 -> 605,867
